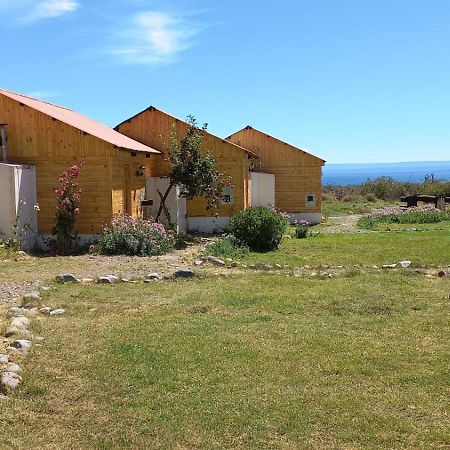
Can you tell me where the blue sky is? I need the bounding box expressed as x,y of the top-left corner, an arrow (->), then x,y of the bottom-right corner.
1,0 -> 449,163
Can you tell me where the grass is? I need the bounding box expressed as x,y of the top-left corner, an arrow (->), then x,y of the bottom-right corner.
1,272 -> 449,449
321,197 -> 395,217
242,229 -> 450,267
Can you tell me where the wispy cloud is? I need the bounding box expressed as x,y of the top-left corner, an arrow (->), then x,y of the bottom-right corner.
23,0 -> 79,22
0,0 -> 79,23
111,11 -> 199,64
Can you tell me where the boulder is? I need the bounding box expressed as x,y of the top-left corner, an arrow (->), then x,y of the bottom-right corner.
5,363 -> 21,374
10,316 -> 30,330
0,354 -> 9,364
39,307 -> 52,315
57,273 -> 80,283
399,260 -> 412,268
174,269 -> 195,278
1,372 -> 21,390
98,275 -> 120,284
8,340 -> 32,355
7,307 -> 24,318
21,292 -> 41,308
146,272 -> 162,281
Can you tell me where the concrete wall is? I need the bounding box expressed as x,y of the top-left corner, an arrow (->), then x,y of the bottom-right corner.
250,172 -> 276,207
0,163 -> 38,249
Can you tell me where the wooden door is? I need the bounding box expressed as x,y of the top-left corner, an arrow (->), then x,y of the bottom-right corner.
123,164 -> 131,214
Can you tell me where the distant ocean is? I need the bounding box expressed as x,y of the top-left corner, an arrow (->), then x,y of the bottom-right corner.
323,161 -> 450,186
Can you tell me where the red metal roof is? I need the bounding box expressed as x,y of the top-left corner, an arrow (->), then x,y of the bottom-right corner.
0,89 -> 160,154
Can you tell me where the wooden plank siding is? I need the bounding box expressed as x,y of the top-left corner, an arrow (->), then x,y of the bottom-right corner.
227,127 -> 325,214
116,107 -> 253,217
0,94 -> 155,234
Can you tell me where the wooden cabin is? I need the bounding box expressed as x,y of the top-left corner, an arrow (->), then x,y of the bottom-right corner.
226,126 -> 325,223
116,107 -> 258,232
0,89 -> 159,238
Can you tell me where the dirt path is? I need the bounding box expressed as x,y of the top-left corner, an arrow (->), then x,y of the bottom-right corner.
319,214 -> 365,233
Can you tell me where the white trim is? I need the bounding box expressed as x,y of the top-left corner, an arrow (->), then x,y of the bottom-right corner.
289,213 -> 321,224
187,217 -> 230,234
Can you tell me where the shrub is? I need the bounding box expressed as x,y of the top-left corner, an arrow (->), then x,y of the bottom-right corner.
357,205 -> 450,229
230,207 -> 288,252
294,220 -> 311,239
98,214 -> 174,256
203,236 -> 249,259
52,162 -> 85,254
365,193 -> 377,202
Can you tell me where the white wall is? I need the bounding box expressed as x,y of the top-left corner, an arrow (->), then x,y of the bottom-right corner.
146,177 -> 187,233
0,163 -> 38,249
250,172 -> 276,208
289,213 -> 322,224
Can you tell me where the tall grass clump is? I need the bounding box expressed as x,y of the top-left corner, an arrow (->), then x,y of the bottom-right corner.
203,236 -> 249,259
358,205 -> 450,229
98,214 -> 174,256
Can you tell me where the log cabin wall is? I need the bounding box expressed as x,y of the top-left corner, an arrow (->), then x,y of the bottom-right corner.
0,93 -> 154,235
227,127 -> 325,214
116,107 -> 253,217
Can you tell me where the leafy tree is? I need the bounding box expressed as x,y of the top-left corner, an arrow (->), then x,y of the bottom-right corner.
155,115 -> 229,224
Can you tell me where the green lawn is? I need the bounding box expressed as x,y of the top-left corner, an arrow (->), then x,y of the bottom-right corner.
321,198 -> 395,217
1,272 -> 449,449
243,229 -> 450,268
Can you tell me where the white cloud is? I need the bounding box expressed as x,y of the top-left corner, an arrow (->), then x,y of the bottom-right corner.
112,11 -> 198,64
23,0 -> 79,22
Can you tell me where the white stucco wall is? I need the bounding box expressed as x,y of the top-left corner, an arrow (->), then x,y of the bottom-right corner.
0,163 -> 38,249
289,213 -> 322,224
187,216 -> 231,234
250,172 -> 276,208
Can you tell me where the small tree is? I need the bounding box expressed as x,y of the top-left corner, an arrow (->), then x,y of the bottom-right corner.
52,162 -> 85,254
155,115 -> 228,225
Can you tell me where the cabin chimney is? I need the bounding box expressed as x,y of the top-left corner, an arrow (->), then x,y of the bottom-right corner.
0,124 -> 7,162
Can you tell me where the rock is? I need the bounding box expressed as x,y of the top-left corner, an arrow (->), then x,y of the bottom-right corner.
49,309 -> 65,316
255,263 -> 272,270
275,264 -> 282,269
39,307 -> 52,315
7,307 -> 24,318
10,316 -> 30,330
437,270 -> 449,278
0,394 -> 8,401
4,328 -> 20,338
98,275 -> 120,284
39,286 -> 52,293
194,259 -> 204,266
399,260 -> 412,268
231,261 -> 239,268
1,372 -> 21,389
382,264 -> 397,269
225,258 -> 233,264
204,256 -> 226,266
57,273 -> 80,283
146,272 -> 162,281
5,363 -> 21,373
8,340 -> 32,355
33,336 -> 45,342
174,269 -> 195,278
0,354 -> 9,364
25,308 -> 39,317
21,292 -> 41,308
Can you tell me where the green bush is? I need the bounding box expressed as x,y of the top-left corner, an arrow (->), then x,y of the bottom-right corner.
98,214 -> 174,256
230,207 -> 288,252
203,236 -> 249,259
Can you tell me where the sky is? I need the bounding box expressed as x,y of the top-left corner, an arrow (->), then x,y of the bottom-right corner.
1,0 -> 449,164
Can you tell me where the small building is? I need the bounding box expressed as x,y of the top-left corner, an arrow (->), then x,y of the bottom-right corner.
0,89 -> 159,245
116,106 -> 265,233
226,126 -> 325,223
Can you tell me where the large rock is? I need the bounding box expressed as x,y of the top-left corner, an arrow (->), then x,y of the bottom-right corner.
98,275 -> 120,284
1,372 -> 21,390
21,292 -> 41,308
146,272 -> 162,281
7,307 -> 24,318
57,273 -> 80,283
399,260 -> 412,268
174,269 -> 195,279
0,354 -> 9,364
204,256 -> 226,266
5,363 -> 21,374
39,307 -> 52,315
8,340 -> 32,355
10,316 -> 30,330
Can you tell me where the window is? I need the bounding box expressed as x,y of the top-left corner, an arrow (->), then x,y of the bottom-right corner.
305,193 -> 316,208
222,187 -> 235,204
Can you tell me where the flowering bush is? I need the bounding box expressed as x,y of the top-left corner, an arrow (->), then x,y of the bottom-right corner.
293,219 -> 311,239
358,205 -> 450,229
98,214 -> 175,256
52,162 -> 85,254
230,207 -> 288,252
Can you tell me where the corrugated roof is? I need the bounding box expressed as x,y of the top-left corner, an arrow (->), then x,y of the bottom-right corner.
0,89 -> 160,154
116,106 -> 259,157
226,126 -> 326,163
